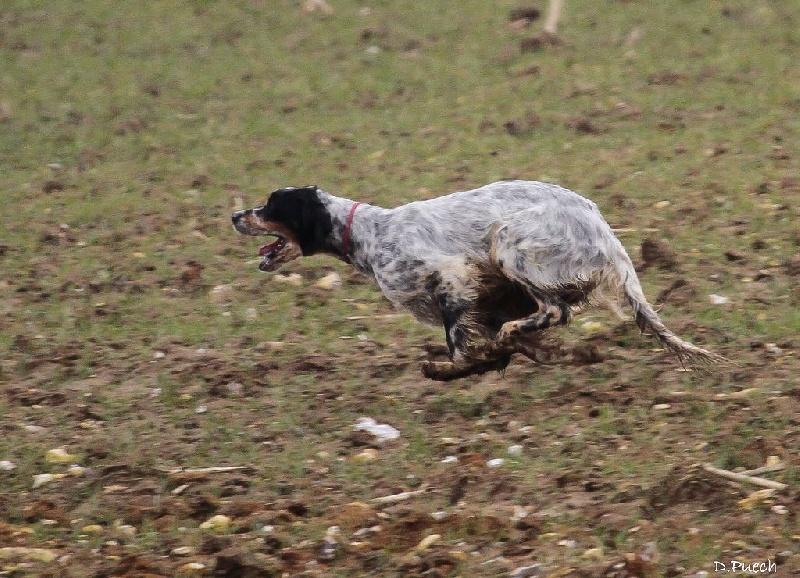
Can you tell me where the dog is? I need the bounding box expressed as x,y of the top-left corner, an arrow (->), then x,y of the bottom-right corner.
232,181 -> 726,380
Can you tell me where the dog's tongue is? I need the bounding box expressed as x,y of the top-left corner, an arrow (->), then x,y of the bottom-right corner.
258,239 -> 282,256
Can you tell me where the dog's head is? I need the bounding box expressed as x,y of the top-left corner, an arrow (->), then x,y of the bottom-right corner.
232,185 -> 332,272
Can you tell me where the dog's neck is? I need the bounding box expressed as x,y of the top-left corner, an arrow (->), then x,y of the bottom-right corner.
316,190 -> 386,274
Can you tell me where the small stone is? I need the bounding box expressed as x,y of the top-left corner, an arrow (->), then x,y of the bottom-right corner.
430,511 -> 448,521
116,525 -> 137,538
67,464 -> 87,476
352,449 -> 378,462
81,524 -> 104,534
652,403 -> 672,411
21,424 -> 46,434
558,539 -> 577,548
195,405 -> 208,414
176,562 -> 207,576
45,447 -> 78,464
33,473 -> 65,488
209,284 -> 234,303
412,534 -> 440,553
353,417 -> 400,444
771,505 -> 788,515
709,294 -> 730,305
580,320 -> 607,335
273,273 -> 303,286
653,200 -> 671,209
314,272 -> 342,290
510,564 -> 542,578
582,547 -> 604,559
0,547 -> 59,563
0,460 -> 16,471
486,458 -> 505,468
171,546 -> 195,556
440,455 -> 458,464
507,444 -> 524,456
199,514 -> 231,532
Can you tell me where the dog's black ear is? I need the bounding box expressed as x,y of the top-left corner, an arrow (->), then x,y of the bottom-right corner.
264,185 -> 332,255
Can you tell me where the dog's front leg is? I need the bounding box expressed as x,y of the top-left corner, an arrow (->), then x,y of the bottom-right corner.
421,272 -> 511,381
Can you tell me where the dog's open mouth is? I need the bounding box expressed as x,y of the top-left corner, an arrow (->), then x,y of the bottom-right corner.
257,236 -> 286,271
232,211 -> 303,272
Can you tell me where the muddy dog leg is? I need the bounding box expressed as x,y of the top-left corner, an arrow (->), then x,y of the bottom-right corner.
495,287 -> 571,347
421,267 -> 513,381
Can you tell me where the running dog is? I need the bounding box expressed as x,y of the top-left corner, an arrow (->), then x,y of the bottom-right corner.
232,181 -> 725,380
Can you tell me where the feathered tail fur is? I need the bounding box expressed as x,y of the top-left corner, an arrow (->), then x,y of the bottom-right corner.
602,255 -> 728,364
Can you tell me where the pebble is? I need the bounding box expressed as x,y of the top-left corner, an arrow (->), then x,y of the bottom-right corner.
352,448 -> 378,462
558,539 -> 577,548
273,273 -> 303,286
209,284 -> 234,303
0,547 -> 59,563
709,294 -> 730,305
67,464 -> 87,476
45,447 -> 78,464
0,460 -> 16,471
314,271 -> 342,290
33,473 -> 65,488
486,458 -> 505,468
510,564 -> 542,577
411,534 -> 440,553
582,547 -> 604,559
176,562 -> 207,576
81,524 -> 104,534
171,546 -> 195,556
580,320 -> 607,335
199,514 -> 231,532
116,525 -> 137,538
652,403 -> 672,411
507,444 -> 523,456
353,417 -> 400,444
440,456 -> 458,464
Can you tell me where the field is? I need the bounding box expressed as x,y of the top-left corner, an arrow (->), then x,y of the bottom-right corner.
1,0 -> 800,575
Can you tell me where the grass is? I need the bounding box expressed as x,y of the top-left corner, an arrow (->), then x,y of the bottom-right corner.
2,0 -> 800,575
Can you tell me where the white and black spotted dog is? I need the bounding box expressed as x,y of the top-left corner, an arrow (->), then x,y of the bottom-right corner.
232,181 -> 725,380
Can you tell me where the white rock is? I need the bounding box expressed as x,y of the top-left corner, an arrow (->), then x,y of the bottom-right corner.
0,460 -> 16,471
273,273 -> 303,286
440,455 -> 458,464
171,546 -> 195,556
33,473 -> 65,488
709,294 -> 730,305
353,417 -> 400,443
507,444 -> 524,456
314,272 -> 342,290
486,458 -> 505,468
510,564 -> 542,578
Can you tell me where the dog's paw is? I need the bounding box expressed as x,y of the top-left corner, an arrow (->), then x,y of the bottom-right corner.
495,321 -> 522,345
421,360 -> 457,381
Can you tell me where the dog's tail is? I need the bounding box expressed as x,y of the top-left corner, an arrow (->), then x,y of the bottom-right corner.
601,252 -> 728,364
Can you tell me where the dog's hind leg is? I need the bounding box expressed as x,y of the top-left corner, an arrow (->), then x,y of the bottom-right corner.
495,287 -> 571,346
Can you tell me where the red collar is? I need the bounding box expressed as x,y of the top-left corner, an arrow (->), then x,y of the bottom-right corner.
342,202 -> 361,264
